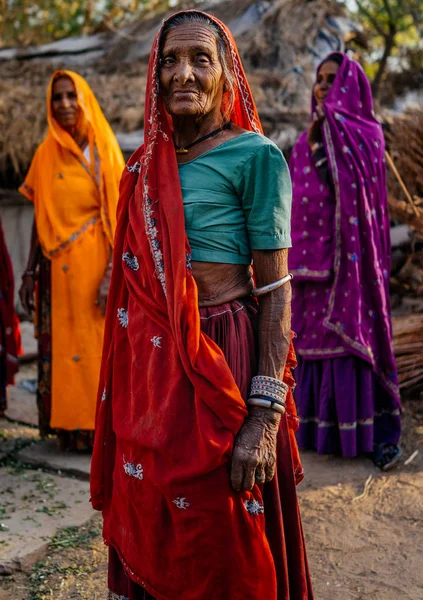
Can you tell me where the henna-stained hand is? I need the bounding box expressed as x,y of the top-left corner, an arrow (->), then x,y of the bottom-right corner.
231,406 -> 281,492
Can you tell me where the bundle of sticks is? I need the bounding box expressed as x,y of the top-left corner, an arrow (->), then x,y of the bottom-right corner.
392,314 -> 423,392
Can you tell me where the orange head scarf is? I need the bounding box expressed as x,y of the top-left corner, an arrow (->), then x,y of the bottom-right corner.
91,12 -> 305,599
19,71 -> 125,257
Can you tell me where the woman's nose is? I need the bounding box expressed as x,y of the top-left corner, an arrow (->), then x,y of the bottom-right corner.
60,94 -> 71,108
174,60 -> 194,84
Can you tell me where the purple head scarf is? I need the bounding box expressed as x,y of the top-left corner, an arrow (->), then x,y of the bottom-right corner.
289,52 -> 399,404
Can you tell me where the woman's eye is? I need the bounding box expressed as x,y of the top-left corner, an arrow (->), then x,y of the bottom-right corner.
162,57 -> 175,66
52,94 -> 60,101
196,55 -> 210,64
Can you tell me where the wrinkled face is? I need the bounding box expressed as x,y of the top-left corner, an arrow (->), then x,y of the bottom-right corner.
314,60 -> 340,106
159,23 -> 226,117
51,76 -> 79,129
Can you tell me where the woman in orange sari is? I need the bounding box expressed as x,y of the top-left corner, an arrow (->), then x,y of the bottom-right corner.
19,71 -> 125,449
92,10 -> 313,599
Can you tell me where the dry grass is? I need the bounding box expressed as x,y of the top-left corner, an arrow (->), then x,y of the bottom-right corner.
385,110 -> 423,206
392,313 -> 423,391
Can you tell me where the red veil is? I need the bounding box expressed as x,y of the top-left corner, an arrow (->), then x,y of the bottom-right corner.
0,219 -> 21,398
91,11 -> 311,600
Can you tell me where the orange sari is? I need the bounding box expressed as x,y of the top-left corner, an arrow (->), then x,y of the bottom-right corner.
19,71 -> 124,432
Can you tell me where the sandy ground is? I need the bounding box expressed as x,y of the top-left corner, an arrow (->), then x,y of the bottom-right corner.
0,397 -> 422,600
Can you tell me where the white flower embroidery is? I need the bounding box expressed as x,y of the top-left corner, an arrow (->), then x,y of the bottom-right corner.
244,499 -> 264,515
143,196 -> 166,296
122,252 -> 140,271
101,387 -> 107,402
151,336 -> 162,348
173,497 -> 190,510
127,161 -> 141,174
117,308 -> 128,328
123,457 -> 143,480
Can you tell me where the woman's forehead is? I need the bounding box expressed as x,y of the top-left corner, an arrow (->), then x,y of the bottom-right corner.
161,23 -> 218,53
52,76 -> 75,92
318,61 -> 340,76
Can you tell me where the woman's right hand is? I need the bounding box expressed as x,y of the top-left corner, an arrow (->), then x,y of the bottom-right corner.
19,275 -> 36,314
307,105 -> 324,150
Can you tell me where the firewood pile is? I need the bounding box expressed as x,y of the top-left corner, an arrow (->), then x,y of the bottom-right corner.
390,233 -> 423,300
392,314 -> 423,392
384,112 -> 423,392
388,195 -> 423,237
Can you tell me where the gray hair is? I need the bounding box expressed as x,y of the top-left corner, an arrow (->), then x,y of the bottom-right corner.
160,11 -> 236,118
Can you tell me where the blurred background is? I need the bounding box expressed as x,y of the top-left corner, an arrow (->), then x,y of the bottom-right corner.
0,5 -> 422,599
0,0 -> 423,387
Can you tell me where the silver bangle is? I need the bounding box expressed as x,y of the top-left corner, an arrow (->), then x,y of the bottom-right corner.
251,273 -> 294,297
315,157 -> 328,168
250,390 -> 286,403
249,388 -> 286,403
251,375 -> 288,392
251,273 -> 293,298
247,397 -> 286,414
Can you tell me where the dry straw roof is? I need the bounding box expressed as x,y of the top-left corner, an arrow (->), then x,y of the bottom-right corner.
0,0 -> 353,184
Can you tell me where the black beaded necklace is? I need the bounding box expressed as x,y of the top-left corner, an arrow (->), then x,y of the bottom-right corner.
174,121 -> 232,154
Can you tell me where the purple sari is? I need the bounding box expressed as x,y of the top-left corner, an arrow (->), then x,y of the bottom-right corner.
289,53 -> 400,456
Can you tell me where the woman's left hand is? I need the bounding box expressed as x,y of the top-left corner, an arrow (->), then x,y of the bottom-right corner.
230,406 -> 281,492
96,269 -> 111,316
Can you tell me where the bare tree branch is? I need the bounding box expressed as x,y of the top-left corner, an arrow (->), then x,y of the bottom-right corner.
355,0 -> 388,38
381,0 -> 394,23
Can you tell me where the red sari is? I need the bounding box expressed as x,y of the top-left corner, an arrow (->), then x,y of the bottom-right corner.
0,218 -> 21,410
91,11 -> 313,600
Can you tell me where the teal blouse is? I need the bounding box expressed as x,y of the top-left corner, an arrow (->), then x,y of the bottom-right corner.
177,132 -> 292,265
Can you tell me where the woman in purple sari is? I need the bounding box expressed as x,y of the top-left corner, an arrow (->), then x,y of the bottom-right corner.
289,52 -> 401,470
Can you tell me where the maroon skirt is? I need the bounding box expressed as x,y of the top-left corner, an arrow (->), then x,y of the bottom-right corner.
108,297 -> 313,600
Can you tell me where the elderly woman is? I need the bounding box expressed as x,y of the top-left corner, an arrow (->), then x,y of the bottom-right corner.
91,10 -> 313,600
0,218 -> 21,415
19,71 -> 124,450
289,53 -> 401,470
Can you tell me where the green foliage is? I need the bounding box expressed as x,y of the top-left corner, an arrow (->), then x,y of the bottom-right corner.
0,0 -> 178,47
348,0 -> 423,66
345,0 -> 423,97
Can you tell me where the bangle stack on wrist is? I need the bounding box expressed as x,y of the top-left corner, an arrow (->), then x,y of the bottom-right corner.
247,375 -> 289,415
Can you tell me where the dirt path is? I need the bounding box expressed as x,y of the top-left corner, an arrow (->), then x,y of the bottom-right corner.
0,398 -> 422,600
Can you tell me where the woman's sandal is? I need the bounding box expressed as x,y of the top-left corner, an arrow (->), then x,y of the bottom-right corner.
373,444 -> 402,471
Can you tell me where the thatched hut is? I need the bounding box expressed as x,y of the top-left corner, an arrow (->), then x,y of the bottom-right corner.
0,0 -> 361,304
0,0 -> 359,185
